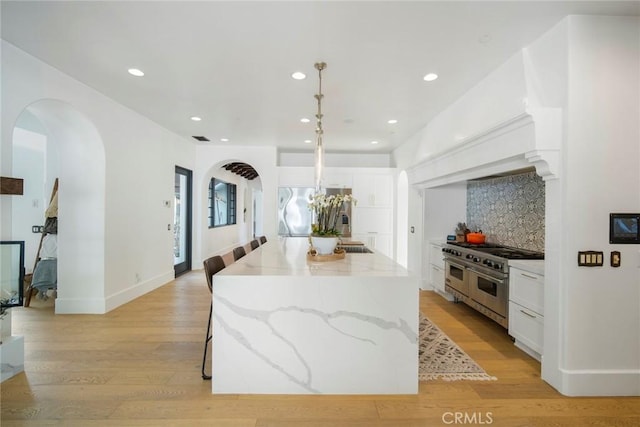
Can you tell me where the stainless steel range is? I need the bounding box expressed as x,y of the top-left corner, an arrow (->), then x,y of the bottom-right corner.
442,242 -> 544,328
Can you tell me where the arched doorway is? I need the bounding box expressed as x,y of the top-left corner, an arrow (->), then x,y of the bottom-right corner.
196,160 -> 263,262
12,100 -> 106,314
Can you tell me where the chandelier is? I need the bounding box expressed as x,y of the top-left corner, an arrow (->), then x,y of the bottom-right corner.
314,62 -> 326,194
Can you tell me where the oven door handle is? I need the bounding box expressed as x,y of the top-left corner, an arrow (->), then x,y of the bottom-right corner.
446,261 -> 468,271
468,268 -> 504,284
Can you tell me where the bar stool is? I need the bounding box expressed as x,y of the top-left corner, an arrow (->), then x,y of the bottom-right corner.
201,255 -> 225,380
232,246 -> 246,261
250,239 -> 259,250
259,235 -> 267,245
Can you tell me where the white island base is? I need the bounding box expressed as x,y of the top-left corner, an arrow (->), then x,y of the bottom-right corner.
212,237 -> 419,394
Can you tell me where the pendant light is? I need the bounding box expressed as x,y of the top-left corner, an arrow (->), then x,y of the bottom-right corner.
313,62 -> 326,194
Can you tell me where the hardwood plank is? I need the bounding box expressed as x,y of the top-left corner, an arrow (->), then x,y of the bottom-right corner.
109,399 -> 379,420
1,275 -> 637,426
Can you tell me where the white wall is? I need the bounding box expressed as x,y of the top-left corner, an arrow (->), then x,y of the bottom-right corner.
559,15 -> 639,395
393,15 -> 640,396
1,41 -> 195,313
393,52 -> 529,171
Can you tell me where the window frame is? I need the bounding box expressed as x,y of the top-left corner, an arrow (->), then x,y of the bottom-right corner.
208,177 -> 237,228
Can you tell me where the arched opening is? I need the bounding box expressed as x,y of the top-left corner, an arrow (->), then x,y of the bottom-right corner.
11,100 -> 106,314
197,160 -> 264,262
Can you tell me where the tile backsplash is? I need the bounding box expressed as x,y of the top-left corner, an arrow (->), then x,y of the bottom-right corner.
466,171 -> 545,252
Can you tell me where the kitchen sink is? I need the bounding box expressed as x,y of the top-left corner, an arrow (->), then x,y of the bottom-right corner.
338,245 -> 374,254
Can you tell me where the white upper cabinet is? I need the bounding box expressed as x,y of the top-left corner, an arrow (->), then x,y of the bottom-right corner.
278,167 -> 314,187
323,169 -> 353,189
351,208 -> 393,234
353,174 -> 393,207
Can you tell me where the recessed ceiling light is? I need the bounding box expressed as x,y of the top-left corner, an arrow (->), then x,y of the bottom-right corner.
190,116 -> 202,122
128,68 -> 145,77
371,140 -> 379,145
304,140 -> 312,144
220,138 -> 229,142
300,118 -> 311,123
423,73 -> 438,82
387,119 -> 398,124
291,71 -> 306,80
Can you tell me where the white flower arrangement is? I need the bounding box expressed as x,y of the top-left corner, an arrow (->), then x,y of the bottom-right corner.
308,192 -> 357,236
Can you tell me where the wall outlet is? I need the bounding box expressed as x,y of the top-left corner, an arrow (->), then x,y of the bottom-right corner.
610,251 -> 621,268
32,225 -> 44,233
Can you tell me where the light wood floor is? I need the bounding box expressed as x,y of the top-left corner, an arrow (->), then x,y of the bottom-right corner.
1,271 -> 638,426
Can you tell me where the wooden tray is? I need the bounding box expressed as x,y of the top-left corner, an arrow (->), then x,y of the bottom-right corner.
306,248 -> 346,262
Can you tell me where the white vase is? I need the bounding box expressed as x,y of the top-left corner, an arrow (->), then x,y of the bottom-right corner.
311,236 -> 339,255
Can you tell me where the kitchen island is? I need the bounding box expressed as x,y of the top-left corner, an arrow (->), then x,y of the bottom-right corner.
211,237 -> 419,394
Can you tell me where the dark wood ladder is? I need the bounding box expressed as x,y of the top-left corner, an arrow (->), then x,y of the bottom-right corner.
24,178 -> 58,307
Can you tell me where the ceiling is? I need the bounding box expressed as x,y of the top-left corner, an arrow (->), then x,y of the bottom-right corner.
2,1 -> 638,153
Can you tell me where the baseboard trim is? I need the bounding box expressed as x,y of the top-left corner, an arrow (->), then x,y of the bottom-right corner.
105,270 -> 175,312
55,270 -> 174,314
55,297 -> 107,314
559,368 -> 640,396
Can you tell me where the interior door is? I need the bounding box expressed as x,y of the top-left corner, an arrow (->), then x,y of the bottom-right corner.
174,166 -> 192,277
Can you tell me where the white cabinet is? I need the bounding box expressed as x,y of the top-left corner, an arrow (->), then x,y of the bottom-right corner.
353,174 -> 393,207
430,264 -> 445,291
351,172 -> 394,258
278,167 -> 314,187
510,268 -> 544,315
353,232 -> 392,258
277,167 -> 396,260
508,265 -> 544,361
323,169 -> 353,189
509,301 -> 544,358
352,207 -> 392,234
428,242 -> 452,298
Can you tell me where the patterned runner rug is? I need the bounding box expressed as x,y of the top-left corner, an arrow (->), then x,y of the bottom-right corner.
419,313 -> 497,381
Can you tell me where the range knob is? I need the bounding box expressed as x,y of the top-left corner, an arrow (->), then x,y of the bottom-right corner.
466,254 -> 474,259
484,259 -> 493,267
473,257 -> 481,262
442,248 -> 447,252
494,263 -> 503,270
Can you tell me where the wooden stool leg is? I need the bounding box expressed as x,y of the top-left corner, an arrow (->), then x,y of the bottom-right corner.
23,274 -> 34,307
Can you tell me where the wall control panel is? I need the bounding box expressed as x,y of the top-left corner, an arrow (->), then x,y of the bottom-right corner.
578,251 -> 603,267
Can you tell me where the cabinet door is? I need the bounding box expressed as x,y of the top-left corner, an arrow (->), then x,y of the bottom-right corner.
510,267 -> 544,315
353,174 -> 392,207
430,264 -> 445,293
352,207 -> 392,234
278,167 -> 314,187
508,301 -> 544,355
429,244 -> 445,268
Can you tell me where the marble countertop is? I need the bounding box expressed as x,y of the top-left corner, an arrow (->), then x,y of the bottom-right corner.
218,237 -> 411,277
508,259 -> 545,276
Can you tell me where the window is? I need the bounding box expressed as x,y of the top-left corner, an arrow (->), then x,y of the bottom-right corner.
209,178 -> 236,227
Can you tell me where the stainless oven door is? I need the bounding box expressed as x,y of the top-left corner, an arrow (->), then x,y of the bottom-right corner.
444,259 -> 469,296
468,268 -> 508,318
